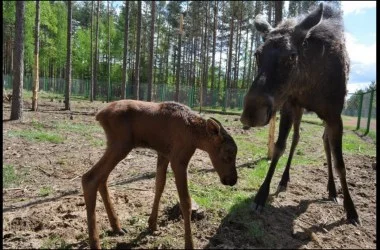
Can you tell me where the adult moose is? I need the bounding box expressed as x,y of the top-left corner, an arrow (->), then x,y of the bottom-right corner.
82,100 -> 238,249
240,3 -> 360,225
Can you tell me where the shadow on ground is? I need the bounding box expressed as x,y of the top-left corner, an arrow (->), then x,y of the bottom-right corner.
204,195 -> 346,249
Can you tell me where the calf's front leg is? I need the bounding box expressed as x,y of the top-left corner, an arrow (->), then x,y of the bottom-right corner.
171,160 -> 194,249
148,154 -> 169,231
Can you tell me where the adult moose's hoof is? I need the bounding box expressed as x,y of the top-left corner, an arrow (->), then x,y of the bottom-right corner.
329,196 -> 339,203
348,217 -> 361,227
252,185 -> 270,212
274,184 -> 287,196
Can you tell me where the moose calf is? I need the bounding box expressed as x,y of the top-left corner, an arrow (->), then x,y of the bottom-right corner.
82,100 -> 238,249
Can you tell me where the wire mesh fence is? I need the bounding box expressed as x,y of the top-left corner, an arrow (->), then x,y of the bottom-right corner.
3,74 -> 376,136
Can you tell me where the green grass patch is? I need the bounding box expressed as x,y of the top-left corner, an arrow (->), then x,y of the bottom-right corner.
52,120 -> 103,134
38,186 -> 54,197
343,131 -> 376,156
8,129 -> 64,144
3,164 -> 20,188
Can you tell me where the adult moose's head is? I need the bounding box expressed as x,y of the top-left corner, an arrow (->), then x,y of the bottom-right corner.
241,3 -> 333,128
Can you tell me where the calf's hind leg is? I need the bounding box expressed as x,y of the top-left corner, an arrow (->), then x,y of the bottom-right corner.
82,143 -> 131,249
148,154 -> 170,231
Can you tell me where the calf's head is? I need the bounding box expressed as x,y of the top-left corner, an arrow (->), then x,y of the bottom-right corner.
240,3 -> 324,128
206,118 -> 238,186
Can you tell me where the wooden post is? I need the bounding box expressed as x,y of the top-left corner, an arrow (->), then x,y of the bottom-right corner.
267,113 -> 276,159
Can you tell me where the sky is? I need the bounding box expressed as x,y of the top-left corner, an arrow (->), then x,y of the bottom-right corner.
113,1 -> 376,94
340,1 -> 376,93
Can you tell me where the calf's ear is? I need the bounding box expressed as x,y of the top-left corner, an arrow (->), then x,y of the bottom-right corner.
293,3 -> 324,45
206,119 -> 221,137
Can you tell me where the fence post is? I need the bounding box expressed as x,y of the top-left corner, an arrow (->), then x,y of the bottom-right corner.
356,93 -> 364,130
364,89 -> 375,135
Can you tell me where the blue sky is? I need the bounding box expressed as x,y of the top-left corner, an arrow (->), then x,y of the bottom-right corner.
340,1 -> 376,93
113,1 -> 376,93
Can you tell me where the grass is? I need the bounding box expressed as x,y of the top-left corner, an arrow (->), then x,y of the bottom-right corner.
8,129 -> 65,144
38,186 -> 54,197
3,164 -> 20,188
41,234 -> 70,249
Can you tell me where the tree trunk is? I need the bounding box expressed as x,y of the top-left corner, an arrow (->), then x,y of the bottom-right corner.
247,31 -> 254,85
94,1 -> 100,100
32,0 -> 40,111
121,1 -> 129,99
107,1 -> 111,102
11,1 -> 25,121
134,1 -> 142,100
202,2 -> 210,104
275,1 -> 284,26
154,4 -> 160,85
175,14 -> 183,102
147,0 -> 155,101
211,1 -> 218,91
226,17 -> 234,89
242,21 -> 249,89
65,0 -> 72,110
90,1 -> 94,101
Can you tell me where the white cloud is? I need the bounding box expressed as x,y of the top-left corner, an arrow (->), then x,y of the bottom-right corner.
347,82 -> 373,94
341,1 -> 376,16
345,32 -> 376,65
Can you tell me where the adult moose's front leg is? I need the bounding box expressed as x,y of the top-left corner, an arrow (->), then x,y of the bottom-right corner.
326,118 -> 360,225
322,126 -> 338,202
276,105 -> 303,195
253,107 -> 293,211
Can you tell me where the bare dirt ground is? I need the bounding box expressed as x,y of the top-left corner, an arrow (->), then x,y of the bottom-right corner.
2,98 -> 377,249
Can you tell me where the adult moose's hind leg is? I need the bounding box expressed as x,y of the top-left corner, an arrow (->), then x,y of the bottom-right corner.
82,144 -> 131,249
326,117 -> 360,225
253,104 -> 293,211
322,126 -> 338,202
276,105 -> 303,195
148,154 -> 169,231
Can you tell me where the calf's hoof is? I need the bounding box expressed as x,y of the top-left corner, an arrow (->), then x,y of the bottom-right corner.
107,227 -> 127,236
148,217 -> 157,231
89,241 -> 102,250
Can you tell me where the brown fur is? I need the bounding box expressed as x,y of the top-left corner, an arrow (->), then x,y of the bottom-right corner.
240,3 -> 359,226
82,99 -> 238,249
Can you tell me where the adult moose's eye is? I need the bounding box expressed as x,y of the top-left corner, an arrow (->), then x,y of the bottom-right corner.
289,52 -> 297,61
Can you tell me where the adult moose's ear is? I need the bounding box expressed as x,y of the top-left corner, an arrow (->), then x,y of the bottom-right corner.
293,3 -> 324,45
254,14 -> 273,37
206,118 -> 221,137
